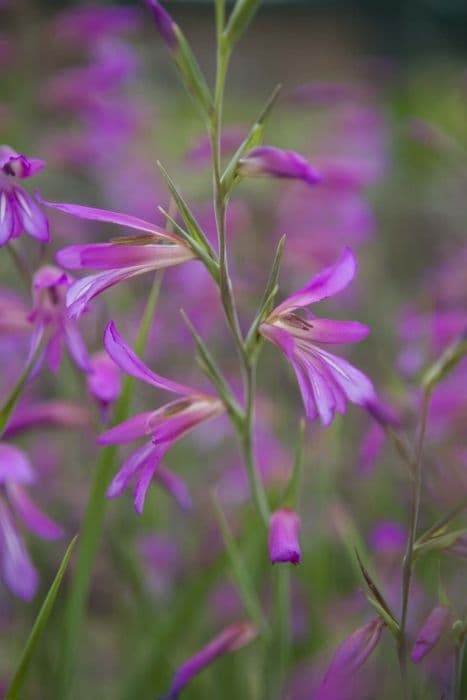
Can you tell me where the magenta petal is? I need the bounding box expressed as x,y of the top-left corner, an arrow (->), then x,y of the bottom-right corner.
303,319 -> 370,344
0,190 -> 15,246
106,442 -> 156,499
13,187 -> 50,242
274,247 -> 357,314
0,444 -> 35,485
56,241 -> 192,271
7,484 -> 63,540
133,445 -> 167,515
65,269 -> 145,318
0,499 -> 38,601
259,323 -> 296,360
38,195 -> 175,240
161,622 -> 257,700
63,321 -> 91,372
45,331 -> 63,374
104,321 -> 193,396
156,466 -> 193,512
312,347 -> 376,406
98,412 -> 154,445
268,509 -> 301,565
411,606 -> 451,663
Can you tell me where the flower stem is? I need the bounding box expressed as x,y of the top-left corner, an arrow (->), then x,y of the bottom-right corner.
56,272 -> 163,700
398,386 -> 432,697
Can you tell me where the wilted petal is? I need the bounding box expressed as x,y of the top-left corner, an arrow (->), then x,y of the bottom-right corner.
7,484 -> 63,540
104,321 -> 193,396
274,247 -> 357,315
411,606 -> 451,664
0,443 -> 35,485
268,509 -> 301,564
315,618 -> 384,700
0,499 -> 38,601
161,622 -> 257,699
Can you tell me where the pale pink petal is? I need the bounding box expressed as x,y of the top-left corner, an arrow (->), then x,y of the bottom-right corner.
0,444 -> 35,485
0,499 -> 38,601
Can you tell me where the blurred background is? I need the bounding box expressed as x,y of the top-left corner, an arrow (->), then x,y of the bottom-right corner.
0,1 -> 466,699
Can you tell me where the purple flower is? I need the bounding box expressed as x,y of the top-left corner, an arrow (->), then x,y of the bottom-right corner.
161,621 -> 257,699
238,146 -> 322,186
98,322 -> 224,515
0,442 -> 63,600
4,401 -> 91,438
268,508 -> 301,565
28,265 -> 90,373
411,606 -> 452,664
259,248 -> 375,425
156,466 -> 192,512
144,0 -> 178,49
0,145 -> 49,246
39,198 -> 197,318
87,351 -> 121,423
314,618 -> 385,700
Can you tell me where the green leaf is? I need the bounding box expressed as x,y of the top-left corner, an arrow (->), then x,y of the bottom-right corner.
279,419 -> 305,510
355,549 -> 399,637
224,0 -> 262,46
414,528 -> 467,558
422,334 -> 467,390
221,84 -> 282,194
173,25 -> 213,116
245,234 -> 285,355
5,536 -> 78,700
212,495 -> 269,634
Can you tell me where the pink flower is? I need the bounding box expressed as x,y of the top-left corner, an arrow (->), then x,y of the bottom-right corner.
268,508 -> 301,565
97,322 -> 224,515
0,443 -> 63,600
411,606 -> 452,664
28,265 -> 90,373
0,145 -> 49,246
238,146 -> 322,186
86,351 -> 121,423
39,198 -> 197,318
161,621 -> 257,699
259,248 -> 375,425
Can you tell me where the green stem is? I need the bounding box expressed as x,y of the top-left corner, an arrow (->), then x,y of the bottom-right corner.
398,387 -> 432,698
56,272 -> 163,700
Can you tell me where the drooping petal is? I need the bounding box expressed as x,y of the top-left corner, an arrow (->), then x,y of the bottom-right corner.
12,187 -> 49,242
156,466 -> 193,512
6,484 -> 63,540
411,606 -> 451,664
161,622 -> 257,700
63,320 -> 91,372
0,499 -> 38,601
273,247 -> 357,315
315,619 -> 385,700
98,412 -> 154,445
0,190 -> 15,246
104,321 -> 193,396
4,401 -> 91,437
56,241 -> 193,271
300,356 -> 337,426
133,444 -> 168,515
38,196 -> 176,241
106,441 -> 156,499
268,509 -> 301,564
0,443 -> 35,485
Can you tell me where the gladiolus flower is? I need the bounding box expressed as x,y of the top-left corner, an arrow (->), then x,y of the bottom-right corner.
98,321 -> 224,515
238,146 -> 322,186
144,0 -> 178,49
161,621 -> 257,699
0,443 -> 63,600
87,351 -> 121,423
0,145 -> 49,246
259,247 -> 375,425
315,618 -> 385,700
411,605 -> 451,664
28,265 -> 90,373
38,197 -> 197,318
268,508 -> 301,565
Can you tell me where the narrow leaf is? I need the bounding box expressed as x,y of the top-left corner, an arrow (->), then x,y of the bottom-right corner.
224,0 -> 262,46
355,549 -> 398,631
174,26 -> 212,115
422,332 -> 467,390
6,536 -> 78,700
414,528 -> 467,558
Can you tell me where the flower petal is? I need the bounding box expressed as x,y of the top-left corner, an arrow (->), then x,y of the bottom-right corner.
13,187 -> 50,242
0,443 -> 35,485
65,268 -> 148,318
133,444 -> 167,516
104,321 -> 194,396
301,319 -> 370,344
0,190 -> 14,246
106,441 -> 156,499
6,484 -> 63,540
98,411 -> 154,445
56,241 -> 194,271
0,499 -> 38,600
63,321 -> 91,372
273,247 -> 357,315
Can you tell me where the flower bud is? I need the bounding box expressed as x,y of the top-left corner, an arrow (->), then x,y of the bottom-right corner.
411,605 -> 451,664
268,508 -> 301,565
144,0 -> 177,50
238,146 -> 322,186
